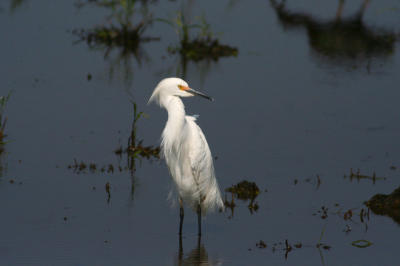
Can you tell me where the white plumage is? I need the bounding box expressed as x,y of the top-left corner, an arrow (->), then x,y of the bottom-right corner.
148,77 -> 224,236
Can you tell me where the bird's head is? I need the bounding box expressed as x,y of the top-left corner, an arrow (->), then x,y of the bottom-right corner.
148,77 -> 213,107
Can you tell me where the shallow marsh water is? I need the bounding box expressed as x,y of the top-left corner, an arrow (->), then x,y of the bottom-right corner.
1,0 -> 400,265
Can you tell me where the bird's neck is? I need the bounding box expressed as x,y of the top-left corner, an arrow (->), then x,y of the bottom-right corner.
162,96 -> 186,145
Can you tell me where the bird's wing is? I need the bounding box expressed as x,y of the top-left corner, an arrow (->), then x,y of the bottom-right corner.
184,116 -> 224,211
184,116 -> 214,188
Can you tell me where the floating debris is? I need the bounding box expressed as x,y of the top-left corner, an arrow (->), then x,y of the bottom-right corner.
114,146 -> 123,155
294,242 -> 302,248
365,186 -> 400,224
107,164 -> 114,173
256,240 -> 267,249
257,238 -> 330,259
343,209 -> 353,220
316,243 -> 331,250
89,163 -> 96,171
313,204 -> 370,233
293,174 -> 322,189
315,206 -> 329,219
343,224 -> 352,234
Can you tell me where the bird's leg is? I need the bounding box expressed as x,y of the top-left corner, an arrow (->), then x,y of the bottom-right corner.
197,204 -> 202,237
179,198 -> 184,236
197,232 -> 201,248
178,233 -> 183,264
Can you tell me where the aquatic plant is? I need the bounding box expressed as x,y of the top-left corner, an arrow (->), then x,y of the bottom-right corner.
9,0 -> 27,12
73,0 -> 158,84
225,180 -> 260,200
125,101 -> 159,198
224,180 -> 260,216
68,102 -> 159,177
313,203 -> 370,231
269,0 -> 396,69
159,12 -> 238,62
126,102 -> 160,159
105,181 -> 111,203
67,159 -> 124,174
113,101 -> 160,168
293,174 -> 322,189
254,237 -> 330,260
365,186 -> 400,224
344,168 -> 385,184
1,91 -> 12,176
0,92 -> 11,147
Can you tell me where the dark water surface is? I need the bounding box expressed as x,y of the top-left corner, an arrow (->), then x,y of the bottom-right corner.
1,0 -> 400,265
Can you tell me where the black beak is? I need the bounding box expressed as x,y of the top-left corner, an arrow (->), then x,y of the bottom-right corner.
187,88 -> 214,101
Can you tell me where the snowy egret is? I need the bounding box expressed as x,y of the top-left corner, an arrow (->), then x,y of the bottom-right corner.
148,77 -> 224,236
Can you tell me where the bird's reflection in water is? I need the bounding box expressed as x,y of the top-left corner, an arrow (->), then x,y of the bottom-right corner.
270,0 -> 396,68
176,236 -> 221,266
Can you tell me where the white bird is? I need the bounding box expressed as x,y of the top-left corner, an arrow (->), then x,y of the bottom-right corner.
148,77 -> 224,236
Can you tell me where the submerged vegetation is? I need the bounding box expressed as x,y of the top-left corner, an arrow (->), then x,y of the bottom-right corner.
293,174 -> 322,189
8,0 -> 28,13
73,0 -> 158,84
125,102 -> 160,159
344,168 -> 386,184
73,22 -> 152,55
115,102 -> 159,164
0,92 -> 11,177
118,102 -> 160,198
0,92 -> 11,149
269,0 -> 396,69
67,102 -> 159,200
365,186 -> 400,224
67,159 -> 124,174
73,1 -> 239,83
313,203 -> 370,234
226,180 -> 260,200
252,237 -> 331,260
161,12 -> 238,62
68,102 -> 159,175
224,180 -> 260,217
